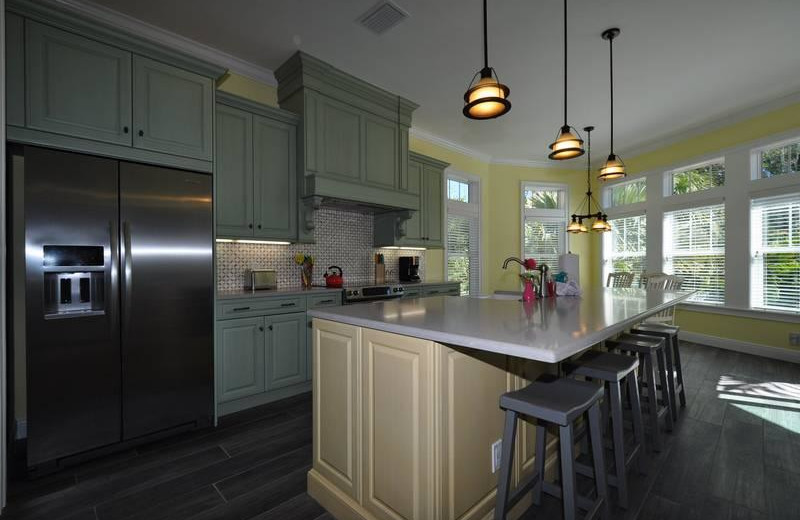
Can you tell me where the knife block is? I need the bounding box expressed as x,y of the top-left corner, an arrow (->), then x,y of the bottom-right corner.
375,264 -> 385,284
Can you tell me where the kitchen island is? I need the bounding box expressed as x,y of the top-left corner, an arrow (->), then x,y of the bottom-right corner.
307,289 -> 692,520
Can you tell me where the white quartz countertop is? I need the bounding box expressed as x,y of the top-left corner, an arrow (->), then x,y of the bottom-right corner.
308,288 -> 694,363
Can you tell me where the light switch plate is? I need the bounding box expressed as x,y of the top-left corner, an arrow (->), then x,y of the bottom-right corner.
790,332 -> 800,346
491,439 -> 502,473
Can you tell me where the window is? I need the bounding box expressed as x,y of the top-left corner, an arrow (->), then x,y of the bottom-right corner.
669,160 -> 725,195
663,203 -> 726,304
604,215 -> 647,286
447,179 -> 470,203
522,184 -> 567,270
446,175 -> 480,295
750,195 -> 800,311
609,178 -> 646,206
758,141 -> 800,179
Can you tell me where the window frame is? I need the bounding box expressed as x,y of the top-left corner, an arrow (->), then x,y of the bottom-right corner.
444,170 -> 482,295
751,137 -> 800,181
520,181 -> 569,270
603,176 -> 647,208
664,157 -> 726,198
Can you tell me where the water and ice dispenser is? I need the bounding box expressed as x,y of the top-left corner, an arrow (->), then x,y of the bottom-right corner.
42,245 -> 105,318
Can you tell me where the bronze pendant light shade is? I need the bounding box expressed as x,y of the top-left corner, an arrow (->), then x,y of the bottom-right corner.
463,0 -> 511,119
568,126 -> 611,234
548,0 -> 584,160
598,28 -> 627,181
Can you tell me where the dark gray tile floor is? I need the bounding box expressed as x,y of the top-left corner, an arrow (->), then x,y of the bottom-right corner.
4,342 -> 800,519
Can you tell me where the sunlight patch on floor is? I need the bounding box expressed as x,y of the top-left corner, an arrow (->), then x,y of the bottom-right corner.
716,374 -> 800,434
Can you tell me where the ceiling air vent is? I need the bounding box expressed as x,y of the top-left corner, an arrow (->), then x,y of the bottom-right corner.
357,1 -> 408,35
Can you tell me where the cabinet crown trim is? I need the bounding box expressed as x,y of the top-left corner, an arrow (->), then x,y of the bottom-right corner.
9,0 -> 226,79
409,151 -> 450,170
216,91 -> 300,125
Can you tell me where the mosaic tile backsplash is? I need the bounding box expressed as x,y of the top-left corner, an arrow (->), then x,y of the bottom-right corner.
216,207 -> 426,292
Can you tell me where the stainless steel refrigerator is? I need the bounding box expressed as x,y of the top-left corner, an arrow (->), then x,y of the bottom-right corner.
13,145 -> 213,470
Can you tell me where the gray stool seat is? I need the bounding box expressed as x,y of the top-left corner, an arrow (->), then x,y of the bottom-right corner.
500,375 -> 604,426
613,333 -> 665,353
631,324 -> 687,421
568,350 -> 639,381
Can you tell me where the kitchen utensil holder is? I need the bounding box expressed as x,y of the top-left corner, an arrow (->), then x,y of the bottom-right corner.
375,264 -> 385,284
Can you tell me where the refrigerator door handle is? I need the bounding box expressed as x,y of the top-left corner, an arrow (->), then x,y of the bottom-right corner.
110,220 -> 119,331
122,221 -> 133,326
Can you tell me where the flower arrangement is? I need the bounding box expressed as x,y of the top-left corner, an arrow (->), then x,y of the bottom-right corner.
294,253 -> 314,288
519,258 -> 539,302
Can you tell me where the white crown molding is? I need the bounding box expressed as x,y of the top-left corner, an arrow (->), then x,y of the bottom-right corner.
491,157 -> 565,169
53,0 -> 277,86
409,127 -> 492,163
619,89 -> 800,161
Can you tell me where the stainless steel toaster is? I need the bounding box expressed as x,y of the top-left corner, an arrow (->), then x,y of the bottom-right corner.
245,269 -> 277,291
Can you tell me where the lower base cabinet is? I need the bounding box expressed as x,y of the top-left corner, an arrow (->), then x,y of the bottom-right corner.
309,319 -> 556,520
265,312 -> 307,390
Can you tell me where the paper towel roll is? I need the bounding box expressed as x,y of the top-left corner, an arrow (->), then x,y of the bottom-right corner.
559,253 -> 579,285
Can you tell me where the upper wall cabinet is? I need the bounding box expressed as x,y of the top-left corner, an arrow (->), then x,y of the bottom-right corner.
374,152 -> 449,249
26,21 -> 133,146
6,0 -> 225,171
215,92 -> 299,241
132,56 -> 213,161
275,52 -> 419,216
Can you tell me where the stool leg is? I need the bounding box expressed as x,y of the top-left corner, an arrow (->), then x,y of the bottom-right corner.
627,369 -> 646,474
559,423 -> 578,520
672,335 -> 686,407
663,339 -> 678,423
656,347 -> 674,432
494,410 -> 518,520
533,421 -> 546,506
609,380 -> 628,509
588,401 -> 611,520
645,351 -> 662,452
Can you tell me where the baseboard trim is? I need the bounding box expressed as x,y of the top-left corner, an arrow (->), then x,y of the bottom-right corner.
680,331 -> 800,363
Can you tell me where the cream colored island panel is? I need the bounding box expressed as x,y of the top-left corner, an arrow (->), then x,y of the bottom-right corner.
310,319 -> 557,520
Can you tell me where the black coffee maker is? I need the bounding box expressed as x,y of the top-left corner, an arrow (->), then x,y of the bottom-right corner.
399,256 -> 421,282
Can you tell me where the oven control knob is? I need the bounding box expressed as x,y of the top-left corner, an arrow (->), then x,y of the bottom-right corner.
353,290 -> 359,296
398,287 -> 404,292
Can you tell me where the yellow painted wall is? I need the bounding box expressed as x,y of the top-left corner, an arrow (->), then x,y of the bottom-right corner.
217,72 -> 278,107
601,101 -> 800,350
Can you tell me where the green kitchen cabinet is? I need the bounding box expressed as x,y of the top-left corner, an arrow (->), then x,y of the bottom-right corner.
265,312 -> 307,391
373,152 -> 448,249
6,13 -> 25,127
363,112 -> 399,189
216,104 -> 254,236
26,20 -> 133,146
318,94 -> 362,181
215,92 -> 299,240
132,56 -> 213,161
216,317 -> 266,403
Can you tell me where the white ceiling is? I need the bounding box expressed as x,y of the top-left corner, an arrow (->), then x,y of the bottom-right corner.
85,0 -> 800,165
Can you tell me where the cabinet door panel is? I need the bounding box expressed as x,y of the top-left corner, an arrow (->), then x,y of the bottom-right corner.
313,319 -> 361,501
216,104 -> 254,237
26,21 -> 132,145
133,56 -> 213,160
362,329 -> 434,520
217,317 -> 265,402
423,165 -> 443,246
253,115 -> 297,239
265,313 -> 306,390
6,13 -> 25,127
402,160 -> 423,243
320,97 -> 361,180
363,114 -> 398,189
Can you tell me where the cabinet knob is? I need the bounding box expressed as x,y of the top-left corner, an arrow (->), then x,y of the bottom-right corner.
138,130 -> 144,137
257,224 -> 262,229
248,223 -> 253,229
268,325 -> 273,331
258,326 -> 264,332
123,126 -> 129,134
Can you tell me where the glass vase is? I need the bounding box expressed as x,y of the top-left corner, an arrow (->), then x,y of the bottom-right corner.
300,263 -> 313,289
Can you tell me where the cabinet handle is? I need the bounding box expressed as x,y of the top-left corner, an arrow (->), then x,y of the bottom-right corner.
428,291 -> 439,294
318,299 -> 334,304
123,126 -> 129,134
258,326 -> 264,332
138,130 -> 144,137
280,302 -> 296,307
232,306 -> 251,312
268,325 -> 273,331
257,224 -> 262,229
248,223 -> 253,229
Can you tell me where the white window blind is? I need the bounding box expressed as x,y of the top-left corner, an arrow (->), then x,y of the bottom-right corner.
523,219 -> 564,271
664,203 -> 726,304
605,215 -> 647,285
446,174 -> 481,295
750,195 -> 800,311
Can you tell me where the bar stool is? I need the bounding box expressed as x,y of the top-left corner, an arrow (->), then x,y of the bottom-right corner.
606,334 -> 672,452
631,323 -> 686,419
565,351 -> 645,509
494,375 -> 609,520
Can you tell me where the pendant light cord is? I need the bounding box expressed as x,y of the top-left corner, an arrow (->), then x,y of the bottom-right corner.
563,0 -> 568,126
483,0 -> 489,70
586,129 -> 592,191
609,35 -> 614,152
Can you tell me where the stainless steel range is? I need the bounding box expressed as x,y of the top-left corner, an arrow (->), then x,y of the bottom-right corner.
343,284 -> 405,304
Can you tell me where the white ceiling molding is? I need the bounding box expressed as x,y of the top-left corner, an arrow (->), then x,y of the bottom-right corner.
618,89 -> 800,161
53,0 -> 278,86
491,157 -> 564,169
409,127 -> 492,164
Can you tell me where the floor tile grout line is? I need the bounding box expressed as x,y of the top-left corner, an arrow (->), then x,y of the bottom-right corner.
212,482 -> 228,503
218,444 -> 232,459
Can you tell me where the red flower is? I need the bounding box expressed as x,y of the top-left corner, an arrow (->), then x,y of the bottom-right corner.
523,258 -> 537,270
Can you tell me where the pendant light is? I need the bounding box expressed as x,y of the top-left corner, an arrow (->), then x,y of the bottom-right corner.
567,126 -> 611,234
547,0 -> 584,160
463,0 -> 511,120
598,28 -> 626,181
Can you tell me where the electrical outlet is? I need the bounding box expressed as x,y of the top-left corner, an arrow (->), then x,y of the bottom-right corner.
790,332 -> 800,347
491,439 -> 503,473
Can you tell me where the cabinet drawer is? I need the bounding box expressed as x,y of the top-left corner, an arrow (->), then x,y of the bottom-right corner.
219,297 -> 306,318
423,285 -> 460,297
308,293 -> 342,308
